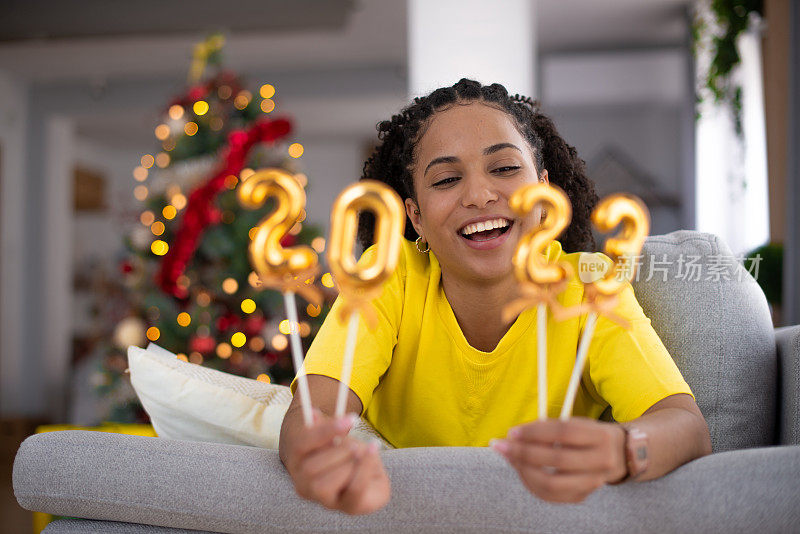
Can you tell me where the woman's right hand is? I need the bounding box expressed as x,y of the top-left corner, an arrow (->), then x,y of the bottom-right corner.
284,409 -> 391,515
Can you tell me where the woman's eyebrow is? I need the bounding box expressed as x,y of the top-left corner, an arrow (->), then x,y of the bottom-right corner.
483,142 -> 522,155
423,144 -> 522,177
424,156 -> 458,176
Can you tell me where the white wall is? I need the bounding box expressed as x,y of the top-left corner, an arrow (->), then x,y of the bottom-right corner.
0,70 -> 28,416
541,49 -> 691,236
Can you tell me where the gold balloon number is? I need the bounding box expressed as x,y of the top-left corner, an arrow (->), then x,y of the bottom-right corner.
237,168 -> 317,279
589,193 -> 650,296
328,180 -> 405,292
509,183 -> 573,286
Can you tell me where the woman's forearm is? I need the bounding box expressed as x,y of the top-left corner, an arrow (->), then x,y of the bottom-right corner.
623,394 -> 712,482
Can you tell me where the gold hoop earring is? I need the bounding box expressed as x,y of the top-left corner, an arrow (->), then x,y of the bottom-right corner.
415,236 -> 430,253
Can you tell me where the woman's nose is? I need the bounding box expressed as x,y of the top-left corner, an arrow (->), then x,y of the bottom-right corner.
460,173 -> 499,209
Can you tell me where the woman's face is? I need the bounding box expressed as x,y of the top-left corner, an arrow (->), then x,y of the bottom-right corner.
406,101 -> 548,283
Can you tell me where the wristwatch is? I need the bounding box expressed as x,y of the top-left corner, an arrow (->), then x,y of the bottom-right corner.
613,425 -> 649,483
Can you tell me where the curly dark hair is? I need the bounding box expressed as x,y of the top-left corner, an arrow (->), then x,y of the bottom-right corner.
357,78 -> 599,253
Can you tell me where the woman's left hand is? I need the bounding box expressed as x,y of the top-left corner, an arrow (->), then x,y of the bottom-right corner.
490,417 -> 627,503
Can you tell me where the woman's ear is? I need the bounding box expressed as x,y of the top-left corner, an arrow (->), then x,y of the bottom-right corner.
539,169 -> 549,185
404,197 -> 424,238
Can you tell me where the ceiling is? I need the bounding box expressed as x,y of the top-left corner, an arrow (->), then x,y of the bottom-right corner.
0,0 -> 691,84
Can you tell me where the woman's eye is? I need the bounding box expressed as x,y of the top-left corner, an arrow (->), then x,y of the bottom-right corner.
433,176 -> 460,187
493,165 -> 521,174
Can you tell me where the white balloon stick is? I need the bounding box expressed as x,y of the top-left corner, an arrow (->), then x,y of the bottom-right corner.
537,303 -> 548,420
284,291 -> 313,427
335,311 -> 360,419
560,311 -> 598,420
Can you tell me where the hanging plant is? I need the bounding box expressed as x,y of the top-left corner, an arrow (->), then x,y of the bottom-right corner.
692,0 -> 764,135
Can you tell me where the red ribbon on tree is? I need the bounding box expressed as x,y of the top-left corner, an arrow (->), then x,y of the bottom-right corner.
155,117 -> 293,298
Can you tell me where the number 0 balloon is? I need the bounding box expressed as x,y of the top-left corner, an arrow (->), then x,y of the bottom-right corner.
327,180 -> 405,418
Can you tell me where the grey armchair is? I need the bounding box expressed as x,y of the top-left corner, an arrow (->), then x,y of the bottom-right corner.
13,231 -> 800,533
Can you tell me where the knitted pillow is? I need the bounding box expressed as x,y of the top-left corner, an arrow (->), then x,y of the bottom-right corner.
128,343 -> 393,450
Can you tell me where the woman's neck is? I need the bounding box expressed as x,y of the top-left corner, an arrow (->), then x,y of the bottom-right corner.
440,270 -> 520,353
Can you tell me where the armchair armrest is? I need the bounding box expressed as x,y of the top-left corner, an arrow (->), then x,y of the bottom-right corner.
777,324 -> 800,445
13,430 -> 800,533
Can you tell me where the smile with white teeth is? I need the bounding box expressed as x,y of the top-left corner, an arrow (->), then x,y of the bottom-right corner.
459,218 -> 512,240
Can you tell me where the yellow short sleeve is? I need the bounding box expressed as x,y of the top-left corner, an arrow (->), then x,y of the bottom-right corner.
585,281 -> 695,422
290,245 -> 404,414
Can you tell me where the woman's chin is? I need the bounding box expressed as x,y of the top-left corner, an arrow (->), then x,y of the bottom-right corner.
461,256 -> 515,283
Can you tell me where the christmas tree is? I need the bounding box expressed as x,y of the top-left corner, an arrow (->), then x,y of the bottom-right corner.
95,34 -> 333,423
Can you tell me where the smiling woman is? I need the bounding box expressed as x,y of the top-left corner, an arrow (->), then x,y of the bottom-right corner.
280,79 -> 711,514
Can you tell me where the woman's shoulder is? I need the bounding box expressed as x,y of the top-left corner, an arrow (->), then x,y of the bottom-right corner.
360,238 -> 430,277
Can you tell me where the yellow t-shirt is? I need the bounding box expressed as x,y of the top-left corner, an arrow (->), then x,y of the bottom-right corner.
291,238 -> 693,448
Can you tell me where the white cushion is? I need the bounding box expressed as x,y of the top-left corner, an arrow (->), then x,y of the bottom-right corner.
127,343 -> 394,450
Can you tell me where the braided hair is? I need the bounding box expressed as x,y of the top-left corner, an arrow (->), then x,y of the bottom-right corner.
358,78 -> 599,253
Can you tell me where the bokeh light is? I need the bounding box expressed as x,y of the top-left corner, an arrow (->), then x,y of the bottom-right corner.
259,84 -> 275,98
155,152 -> 170,168
177,312 -> 191,327
151,240 -> 169,256
224,175 -> 239,189
216,342 -> 232,359
260,99 -> 275,113
155,124 -> 170,141
240,299 -> 256,314
168,105 -> 184,120
271,334 -> 288,351
256,374 -> 271,383
234,91 -> 251,110
299,322 -> 311,337
249,336 -> 265,351
141,154 -> 155,169
171,193 -> 187,210
218,85 -> 232,99
193,100 -> 209,116
231,332 -> 246,348
184,122 -> 199,136
146,327 -> 160,341
222,277 -> 238,294
321,273 -> 335,288
196,291 -> 212,307
278,319 -> 294,335
306,303 -> 321,317
163,205 -> 177,220
133,166 -> 148,182
311,237 -> 326,253
288,143 -> 304,158
150,221 -> 165,236
140,211 -> 155,226
134,185 -> 149,201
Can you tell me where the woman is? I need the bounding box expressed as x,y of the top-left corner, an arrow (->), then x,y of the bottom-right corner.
278,79 -> 711,515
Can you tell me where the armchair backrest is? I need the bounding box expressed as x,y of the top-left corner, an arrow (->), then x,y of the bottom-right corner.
630,230 -> 776,452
